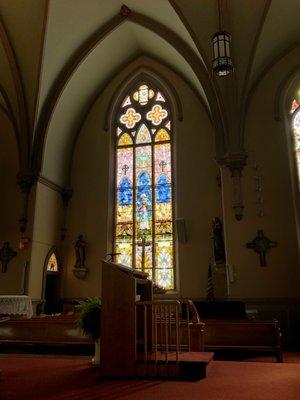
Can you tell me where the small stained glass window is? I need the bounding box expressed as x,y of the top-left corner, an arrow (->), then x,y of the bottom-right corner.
290,98 -> 300,190
114,82 -> 175,290
47,253 -> 58,272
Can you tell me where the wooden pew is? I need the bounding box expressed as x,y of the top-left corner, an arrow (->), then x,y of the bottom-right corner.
202,319 -> 283,362
181,301 -> 283,362
0,314 -> 93,346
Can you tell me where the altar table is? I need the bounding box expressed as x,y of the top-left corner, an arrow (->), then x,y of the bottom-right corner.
0,295 -> 33,318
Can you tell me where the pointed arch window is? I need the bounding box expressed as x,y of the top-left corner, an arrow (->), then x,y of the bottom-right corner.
47,252 -> 59,272
290,98 -> 300,190
114,83 -> 175,290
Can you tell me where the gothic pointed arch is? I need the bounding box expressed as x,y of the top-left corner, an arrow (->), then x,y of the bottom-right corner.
112,76 -> 176,290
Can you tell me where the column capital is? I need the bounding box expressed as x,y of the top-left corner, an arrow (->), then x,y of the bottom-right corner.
217,152 -> 247,174
16,172 -> 36,194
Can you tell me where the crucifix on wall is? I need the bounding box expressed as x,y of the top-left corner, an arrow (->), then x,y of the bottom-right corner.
0,242 -> 17,273
246,230 -> 278,267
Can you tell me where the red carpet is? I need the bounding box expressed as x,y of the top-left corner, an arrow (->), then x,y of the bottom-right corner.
1,356 -> 300,400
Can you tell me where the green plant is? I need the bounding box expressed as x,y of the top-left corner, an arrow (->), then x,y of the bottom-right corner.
77,297 -> 101,340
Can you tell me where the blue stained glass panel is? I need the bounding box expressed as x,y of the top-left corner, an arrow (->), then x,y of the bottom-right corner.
156,175 -> 171,203
118,177 -> 132,206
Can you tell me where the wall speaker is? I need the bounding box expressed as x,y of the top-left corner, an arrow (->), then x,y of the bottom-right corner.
175,218 -> 187,243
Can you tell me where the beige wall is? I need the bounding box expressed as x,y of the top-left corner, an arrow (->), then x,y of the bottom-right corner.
62,58 -> 221,299
223,50 -> 300,298
27,182 -> 63,299
0,113 -> 26,295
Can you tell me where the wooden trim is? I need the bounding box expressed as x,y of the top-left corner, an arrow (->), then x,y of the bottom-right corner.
38,175 -> 64,194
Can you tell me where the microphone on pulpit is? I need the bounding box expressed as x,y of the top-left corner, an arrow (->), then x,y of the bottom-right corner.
105,253 -> 121,262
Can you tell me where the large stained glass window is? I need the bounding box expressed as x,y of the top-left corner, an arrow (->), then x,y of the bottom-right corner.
114,83 -> 175,290
290,98 -> 300,190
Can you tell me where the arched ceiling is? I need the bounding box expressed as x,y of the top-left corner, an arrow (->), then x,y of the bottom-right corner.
42,20 -> 207,185
0,0 -> 299,186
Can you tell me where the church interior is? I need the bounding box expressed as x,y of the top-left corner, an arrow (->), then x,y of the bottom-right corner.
0,0 -> 300,399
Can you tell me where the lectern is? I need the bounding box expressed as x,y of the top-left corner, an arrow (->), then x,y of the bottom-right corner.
100,260 -> 152,377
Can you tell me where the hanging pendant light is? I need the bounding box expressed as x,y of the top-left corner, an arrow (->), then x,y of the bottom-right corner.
212,0 -> 233,77
212,31 -> 233,76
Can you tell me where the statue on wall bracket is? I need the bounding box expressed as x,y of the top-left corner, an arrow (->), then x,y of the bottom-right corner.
0,242 -> 17,273
212,217 -> 226,264
246,230 -> 278,267
73,234 -> 89,279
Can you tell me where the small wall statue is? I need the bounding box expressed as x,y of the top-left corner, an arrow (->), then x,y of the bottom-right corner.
212,217 -> 226,264
0,242 -> 17,273
73,234 -> 88,279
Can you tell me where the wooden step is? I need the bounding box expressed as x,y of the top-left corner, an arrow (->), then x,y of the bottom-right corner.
135,351 -> 214,380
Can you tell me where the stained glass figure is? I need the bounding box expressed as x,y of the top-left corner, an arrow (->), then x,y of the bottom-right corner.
119,177 -> 132,205
47,253 -> 58,272
156,175 -> 171,203
114,82 -> 174,289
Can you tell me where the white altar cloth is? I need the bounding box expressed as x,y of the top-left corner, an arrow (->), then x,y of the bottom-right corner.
0,295 -> 33,318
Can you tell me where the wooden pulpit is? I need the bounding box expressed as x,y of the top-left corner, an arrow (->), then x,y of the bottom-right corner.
100,260 -> 152,377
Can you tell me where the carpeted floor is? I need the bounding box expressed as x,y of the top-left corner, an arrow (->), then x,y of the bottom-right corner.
1,355 -> 300,400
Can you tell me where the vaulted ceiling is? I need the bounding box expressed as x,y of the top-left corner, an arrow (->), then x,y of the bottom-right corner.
0,0 -> 299,186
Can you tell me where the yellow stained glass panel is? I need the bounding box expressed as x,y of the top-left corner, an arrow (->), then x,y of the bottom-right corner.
118,133 -> 133,146
155,129 -> 170,142
47,253 -> 58,272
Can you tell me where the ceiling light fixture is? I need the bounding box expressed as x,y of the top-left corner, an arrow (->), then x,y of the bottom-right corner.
212,0 -> 233,77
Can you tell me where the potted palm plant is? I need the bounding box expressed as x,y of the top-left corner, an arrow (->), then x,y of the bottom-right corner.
77,297 -> 101,365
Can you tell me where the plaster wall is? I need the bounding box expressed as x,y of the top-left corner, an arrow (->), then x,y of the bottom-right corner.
0,114 -> 26,295
62,58 -> 221,299
27,182 -> 62,299
223,50 -> 300,299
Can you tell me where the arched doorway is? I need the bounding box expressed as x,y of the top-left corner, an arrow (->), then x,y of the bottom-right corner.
42,248 -> 62,314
